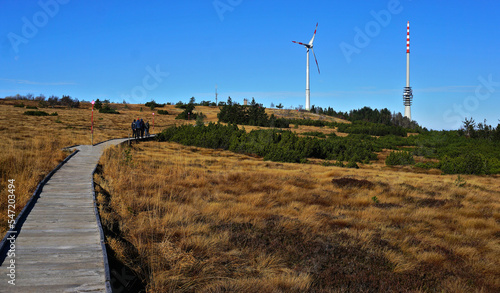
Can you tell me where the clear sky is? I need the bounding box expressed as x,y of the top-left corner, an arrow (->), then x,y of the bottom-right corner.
1,0 -> 499,130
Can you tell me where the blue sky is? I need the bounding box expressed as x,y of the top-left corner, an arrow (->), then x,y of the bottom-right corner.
1,0 -> 499,130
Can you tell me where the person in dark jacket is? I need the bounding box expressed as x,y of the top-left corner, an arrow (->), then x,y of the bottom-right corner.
140,119 -> 145,138
135,119 -> 141,139
131,119 -> 137,139
145,121 -> 150,137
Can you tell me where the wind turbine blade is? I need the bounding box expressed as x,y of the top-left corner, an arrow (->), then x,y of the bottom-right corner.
309,23 -> 318,45
292,41 -> 307,46
312,48 -> 320,74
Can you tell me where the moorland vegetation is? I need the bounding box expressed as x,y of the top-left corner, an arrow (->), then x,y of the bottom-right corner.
2,94 -> 499,292
95,140 -> 500,292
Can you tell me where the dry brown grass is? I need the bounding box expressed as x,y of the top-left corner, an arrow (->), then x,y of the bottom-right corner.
95,141 -> 500,292
0,101 -> 192,233
0,100 -> 342,234
267,108 -> 349,124
4,100 -> 499,291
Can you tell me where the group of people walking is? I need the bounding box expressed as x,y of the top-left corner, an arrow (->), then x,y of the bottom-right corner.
131,118 -> 150,139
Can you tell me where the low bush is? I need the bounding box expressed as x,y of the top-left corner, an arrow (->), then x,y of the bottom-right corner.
414,162 -> 439,169
14,103 -> 25,108
26,105 -> 38,109
145,101 -> 165,110
440,152 -> 490,175
347,161 -> 359,169
176,104 -> 199,120
175,101 -> 187,109
412,146 -> 438,158
263,146 -> 305,163
385,151 -> 415,166
99,104 -> 120,114
337,121 -> 407,137
24,110 -> 49,116
157,110 -> 168,115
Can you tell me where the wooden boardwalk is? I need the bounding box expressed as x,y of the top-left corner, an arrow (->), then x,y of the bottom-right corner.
0,138 -> 131,292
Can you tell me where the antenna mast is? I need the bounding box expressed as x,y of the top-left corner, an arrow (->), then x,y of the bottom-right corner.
403,21 -> 413,120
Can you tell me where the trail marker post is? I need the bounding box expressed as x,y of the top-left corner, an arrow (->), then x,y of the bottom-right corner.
152,112 -> 155,134
91,100 -> 95,145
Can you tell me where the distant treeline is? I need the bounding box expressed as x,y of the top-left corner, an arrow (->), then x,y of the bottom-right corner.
214,97 -> 422,135
218,97 -> 289,128
459,117 -> 500,141
310,105 -> 424,131
6,93 -> 80,108
174,97 -> 218,108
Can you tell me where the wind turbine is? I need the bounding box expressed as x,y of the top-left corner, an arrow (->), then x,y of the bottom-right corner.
293,23 -> 320,111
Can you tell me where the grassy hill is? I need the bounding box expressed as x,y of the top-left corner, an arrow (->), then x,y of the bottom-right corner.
1,100 -> 499,292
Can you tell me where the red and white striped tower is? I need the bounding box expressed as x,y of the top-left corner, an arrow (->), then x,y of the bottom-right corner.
403,21 -> 413,120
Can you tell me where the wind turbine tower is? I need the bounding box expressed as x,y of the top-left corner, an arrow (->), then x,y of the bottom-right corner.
215,84 -> 218,105
403,21 -> 413,120
293,23 -> 320,111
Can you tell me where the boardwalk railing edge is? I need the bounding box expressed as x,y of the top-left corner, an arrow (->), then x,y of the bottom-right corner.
0,149 -> 80,265
91,164 -> 113,293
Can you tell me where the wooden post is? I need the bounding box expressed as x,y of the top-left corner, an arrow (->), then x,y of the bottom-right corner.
91,100 -> 95,145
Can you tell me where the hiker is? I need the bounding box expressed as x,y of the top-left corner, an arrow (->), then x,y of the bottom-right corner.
140,119 -> 145,138
131,119 -> 136,139
135,119 -> 141,139
145,121 -> 150,137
